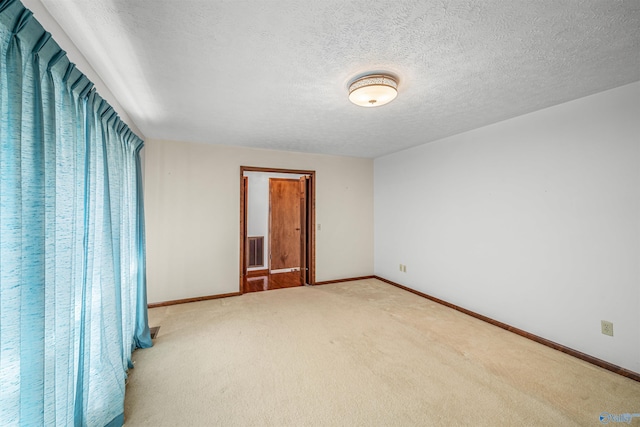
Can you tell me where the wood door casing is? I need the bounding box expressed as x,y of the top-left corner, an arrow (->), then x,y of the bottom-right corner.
241,176 -> 248,277
269,178 -> 301,271
299,176 -> 309,285
240,166 -> 316,294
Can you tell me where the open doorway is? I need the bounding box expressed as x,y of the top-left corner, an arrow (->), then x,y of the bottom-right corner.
240,166 -> 315,293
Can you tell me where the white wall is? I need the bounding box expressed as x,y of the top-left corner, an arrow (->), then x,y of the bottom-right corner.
244,171 -> 303,271
374,82 -> 640,374
144,142 -> 373,303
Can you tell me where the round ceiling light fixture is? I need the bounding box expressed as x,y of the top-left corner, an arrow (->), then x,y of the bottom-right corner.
348,74 -> 398,107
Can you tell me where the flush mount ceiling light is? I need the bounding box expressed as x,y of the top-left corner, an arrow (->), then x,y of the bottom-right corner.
348,74 -> 398,107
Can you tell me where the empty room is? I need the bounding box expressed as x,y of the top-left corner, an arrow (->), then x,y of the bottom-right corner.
1,0 -> 639,426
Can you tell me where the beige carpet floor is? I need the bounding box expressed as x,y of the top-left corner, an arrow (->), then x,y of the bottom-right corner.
124,279 -> 640,426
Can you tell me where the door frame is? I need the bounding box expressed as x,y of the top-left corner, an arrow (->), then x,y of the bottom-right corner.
240,166 -> 316,293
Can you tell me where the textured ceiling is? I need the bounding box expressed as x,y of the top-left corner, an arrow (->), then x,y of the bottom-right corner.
37,0 -> 640,158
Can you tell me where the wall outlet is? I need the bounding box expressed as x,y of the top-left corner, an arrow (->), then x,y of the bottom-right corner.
601,320 -> 614,337
399,264 -> 407,273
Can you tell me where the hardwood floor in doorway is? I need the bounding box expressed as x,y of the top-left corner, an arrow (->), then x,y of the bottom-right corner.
243,270 -> 303,293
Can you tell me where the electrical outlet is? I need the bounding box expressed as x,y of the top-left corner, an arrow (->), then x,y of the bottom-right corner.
402,265 -> 407,273
601,320 -> 613,337
399,263 -> 403,271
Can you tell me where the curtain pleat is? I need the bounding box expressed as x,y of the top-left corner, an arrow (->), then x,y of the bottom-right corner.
0,1 -> 152,425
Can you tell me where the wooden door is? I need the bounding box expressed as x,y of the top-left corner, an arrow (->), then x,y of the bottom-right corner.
270,178 -> 301,272
299,176 -> 310,285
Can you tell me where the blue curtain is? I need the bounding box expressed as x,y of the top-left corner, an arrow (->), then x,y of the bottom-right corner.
0,1 -> 152,426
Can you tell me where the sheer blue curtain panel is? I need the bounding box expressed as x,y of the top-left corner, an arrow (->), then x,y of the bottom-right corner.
0,0 -> 152,425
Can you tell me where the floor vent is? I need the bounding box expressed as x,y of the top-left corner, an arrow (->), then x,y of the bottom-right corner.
149,326 -> 160,339
248,236 -> 264,268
